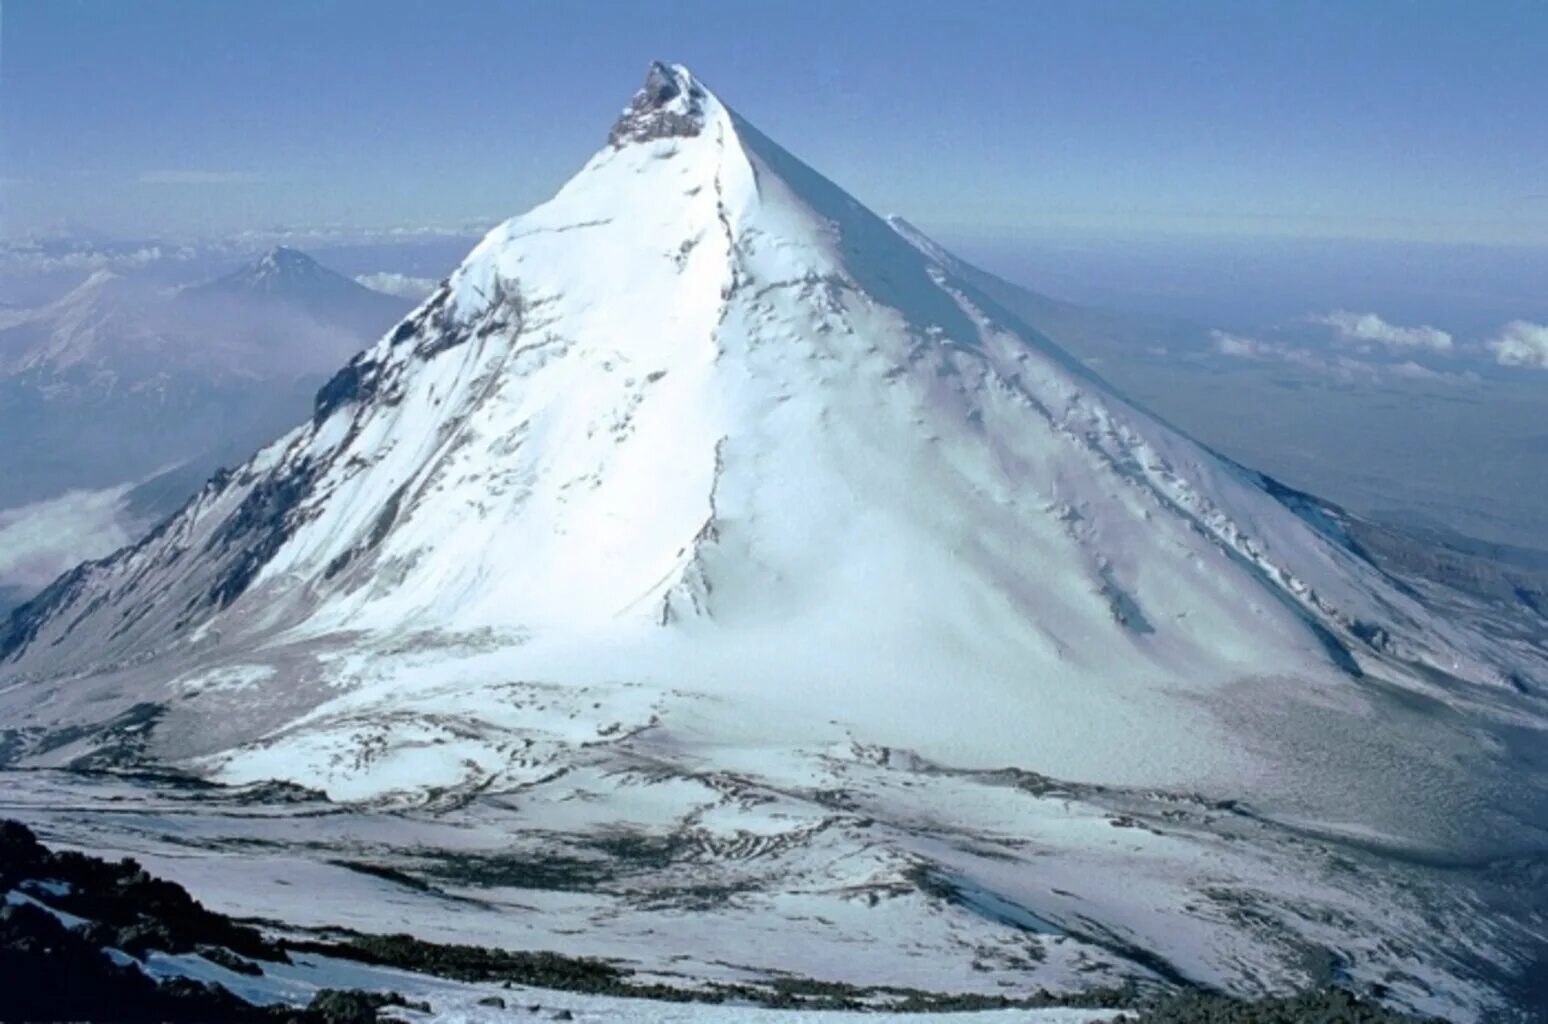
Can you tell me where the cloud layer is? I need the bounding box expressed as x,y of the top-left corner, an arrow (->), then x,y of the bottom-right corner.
1210,330 -> 1316,365
0,485 -> 136,592
1207,331 -> 1294,359
1312,310 -> 1454,353
1209,328 -> 1475,385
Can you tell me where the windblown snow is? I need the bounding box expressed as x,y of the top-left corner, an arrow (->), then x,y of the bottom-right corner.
2,63 -> 1546,1022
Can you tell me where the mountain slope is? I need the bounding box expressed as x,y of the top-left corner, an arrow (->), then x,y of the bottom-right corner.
1,63 -> 1545,1020
0,270 -> 167,382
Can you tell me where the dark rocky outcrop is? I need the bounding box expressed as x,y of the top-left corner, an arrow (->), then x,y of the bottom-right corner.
0,563 -> 90,661
0,819 -> 286,962
305,988 -> 426,1024
609,62 -> 708,147
1131,988 -> 1450,1023
205,457 -> 322,609
0,900 -> 298,1024
313,359 -> 371,427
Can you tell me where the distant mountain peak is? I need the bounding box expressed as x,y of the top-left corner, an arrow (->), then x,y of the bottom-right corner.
255,245 -> 318,272
235,246 -> 329,289
178,247 -> 408,331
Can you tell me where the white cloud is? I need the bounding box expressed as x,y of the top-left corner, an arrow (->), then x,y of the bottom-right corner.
1486,320 -> 1548,369
1210,330 -> 1322,368
1311,310 -> 1453,353
1385,360 -> 1448,381
356,271 -> 438,300
137,170 -> 262,185
1211,329 -> 1473,385
0,485 -> 136,591
1211,330 -> 1278,358
0,242 -> 193,276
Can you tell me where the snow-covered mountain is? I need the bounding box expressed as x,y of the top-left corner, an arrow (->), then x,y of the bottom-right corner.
0,270 -> 175,385
2,63 -> 1545,1020
0,249 -> 403,394
179,245 -> 408,337
0,248 -> 414,609
0,249 -> 410,467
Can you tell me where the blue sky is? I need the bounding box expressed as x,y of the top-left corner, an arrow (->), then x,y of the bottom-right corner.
3,0 -> 1546,244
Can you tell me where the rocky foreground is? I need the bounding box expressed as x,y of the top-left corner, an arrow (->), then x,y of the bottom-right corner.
0,819 -> 1454,1023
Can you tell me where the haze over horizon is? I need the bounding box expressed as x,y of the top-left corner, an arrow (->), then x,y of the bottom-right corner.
3,0 -> 1547,248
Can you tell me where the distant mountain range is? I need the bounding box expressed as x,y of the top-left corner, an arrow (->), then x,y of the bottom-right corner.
0,247 -> 414,605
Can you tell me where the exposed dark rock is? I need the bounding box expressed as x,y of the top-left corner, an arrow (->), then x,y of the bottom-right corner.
205,456 -> 322,608
63,701 -> 168,770
389,318 -> 418,346
1350,619 -> 1396,655
367,482 -> 410,550
0,819 -> 287,963
329,859 -> 438,893
307,989 -> 380,1024
412,849 -> 614,890
412,301 -> 473,361
286,930 -> 630,993
1131,987 -> 1450,1022
0,563 -> 90,661
314,360 -> 369,426
306,988 -> 422,1024
0,901 -> 298,1023
609,62 -> 707,147
199,943 -> 265,975
228,779 -> 332,805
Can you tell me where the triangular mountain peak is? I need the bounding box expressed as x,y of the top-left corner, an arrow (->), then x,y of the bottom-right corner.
2,60 -> 1519,712
0,58 -> 1527,786
609,61 -> 714,147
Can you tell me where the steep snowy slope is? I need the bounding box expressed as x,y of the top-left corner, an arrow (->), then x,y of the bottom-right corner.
1,63 -> 1545,1019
